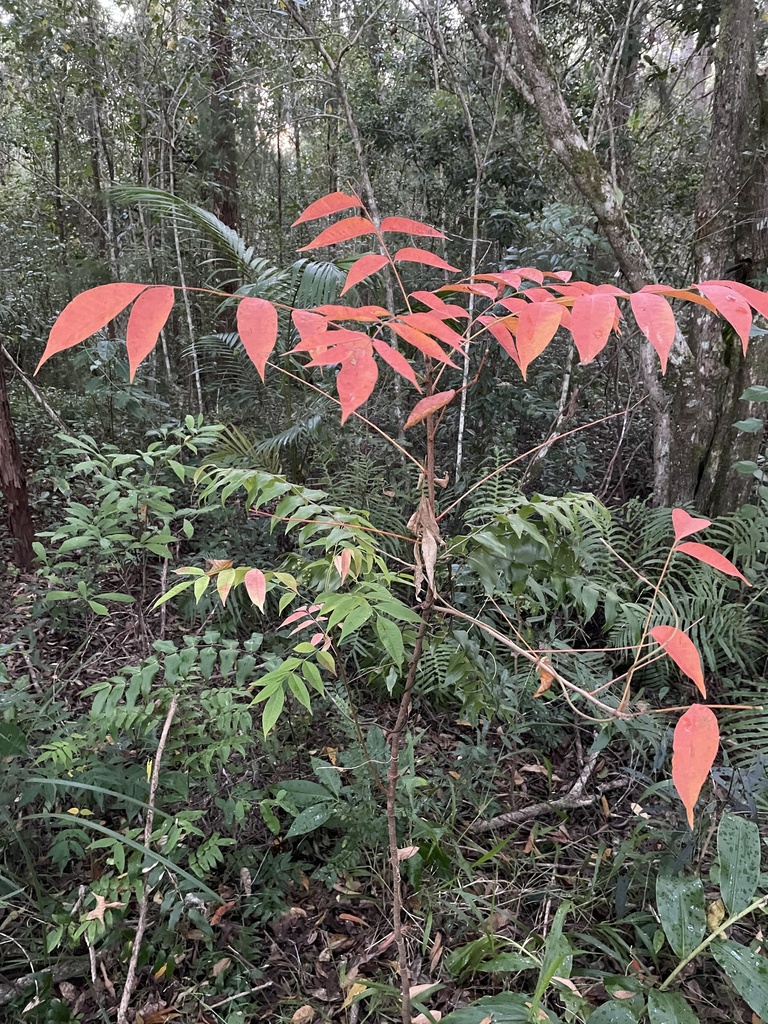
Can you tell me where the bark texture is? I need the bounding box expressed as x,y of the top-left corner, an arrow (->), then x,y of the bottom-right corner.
670,0 -> 768,514
458,0 -> 768,513
0,348 -> 35,571
209,0 -> 240,231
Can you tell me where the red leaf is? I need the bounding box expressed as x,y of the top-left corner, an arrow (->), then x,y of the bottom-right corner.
210,900 -> 236,926
672,508 -> 712,542
389,322 -> 459,367
410,291 -> 469,319
400,312 -> 465,349
569,293 -> 618,363
313,304 -> 388,322
393,248 -> 460,272
516,267 -> 544,285
440,282 -> 498,299
126,286 -> 175,381
481,318 -> 520,367
650,626 -> 706,698
705,279 -> 768,323
676,542 -> 750,584
629,291 -> 677,374
244,568 -> 267,611
372,339 -> 421,390
695,283 -> 753,354
404,390 -> 456,429
380,216 -> 446,238
337,347 -> 379,423
473,270 -> 521,290
37,283 -> 149,371
672,704 -> 719,829
292,309 -> 328,348
292,191 -> 362,225
641,284 -> 717,312
334,548 -> 352,584
237,297 -> 279,381
297,216 -> 375,251
516,301 -> 563,378
301,328 -> 369,363
341,253 -> 389,295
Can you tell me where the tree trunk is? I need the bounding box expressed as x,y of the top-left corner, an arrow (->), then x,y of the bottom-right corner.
669,0 -> 768,514
209,0 -> 240,231
0,347 -> 35,571
458,0 -> 768,514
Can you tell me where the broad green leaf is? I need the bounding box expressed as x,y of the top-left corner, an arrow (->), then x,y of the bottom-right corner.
718,812 -> 761,914
712,939 -> 768,1019
285,802 -> 335,838
587,1004 -> 639,1024
478,952 -> 538,973
733,417 -> 764,433
375,616 -> 405,667
532,902 -> 572,1010
440,992 -> 560,1023
0,722 -> 28,757
287,673 -> 312,712
647,990 -> 700,1024
261,687 -> 285,737
338,599 -> 373,640
656,873 -> 706,957
740,385 -> 768,402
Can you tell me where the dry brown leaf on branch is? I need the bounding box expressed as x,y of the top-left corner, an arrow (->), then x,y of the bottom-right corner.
533,658 -> 555,697
397,845 -> 420,861
407,496 -> 443,597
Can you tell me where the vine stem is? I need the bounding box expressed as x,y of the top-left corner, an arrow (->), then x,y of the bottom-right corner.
659,892 -> 768,991
117,693 -> 179,1024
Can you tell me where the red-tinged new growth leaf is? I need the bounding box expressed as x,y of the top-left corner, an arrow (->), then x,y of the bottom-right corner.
629,290 -> 677,374
409,291 -> 469,319
676,542 -> 751,584
568,293 -> 618,363
705,279 -> 768,323
341,253 -> 389,295
126,286 -> 175,381
649,626 -> 706,698
379,216 -> 446,238
334,549 -> 352,584
696,283 -> 753,354
244,568 -> 267,611
237,296 -> 279,381
37,283 -> 149,371
298,216 -> 375,251
481,318 -> 520,367
404,389 -> 456,429
372,340 -> 421,390
672,508 -> 712,542
672,704 -> 719,828
642,284 -> 717,312
516,301 -> 563,378
393,248 -> 460,273
292,191 -> 362,226
337,347 -> 378,423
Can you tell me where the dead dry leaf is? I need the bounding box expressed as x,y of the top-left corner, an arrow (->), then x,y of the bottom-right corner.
291,1006 -> 316,1024
397,845 -> 420,861
212,957 -> 231,978
85,894 -> 124,924
210,900 -> 235,927
407,496 -> 443,597
341,982 -> 369,1008
533,658 -> 555,697
413,1014 -> 443,1023
409,983 -> 439,999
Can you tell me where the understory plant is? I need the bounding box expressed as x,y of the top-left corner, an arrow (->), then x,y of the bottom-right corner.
33,190 -> 768,1023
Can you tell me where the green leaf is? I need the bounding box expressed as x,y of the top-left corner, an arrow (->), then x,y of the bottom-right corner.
338,599 -> 373,640
168,459 -> 186,482
740,385 -> 768,402
656,873 -> 706,958
733,417 -> 764,433
440,993 -> 560,1023
261,687 -> 285,737
718,812 -> 761,914
734,460 -> 760,475
87,600 -> 109,615
375,616 -> 405,667
285,802 -> 335,838
152,579 -> 195,608
0,722 -> 28,757
287,673 -> 312,712
647,990 -> 700,1024
587,1005 -> 638,1024
712,939 -> 768,1019
478,952 -> 538,973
